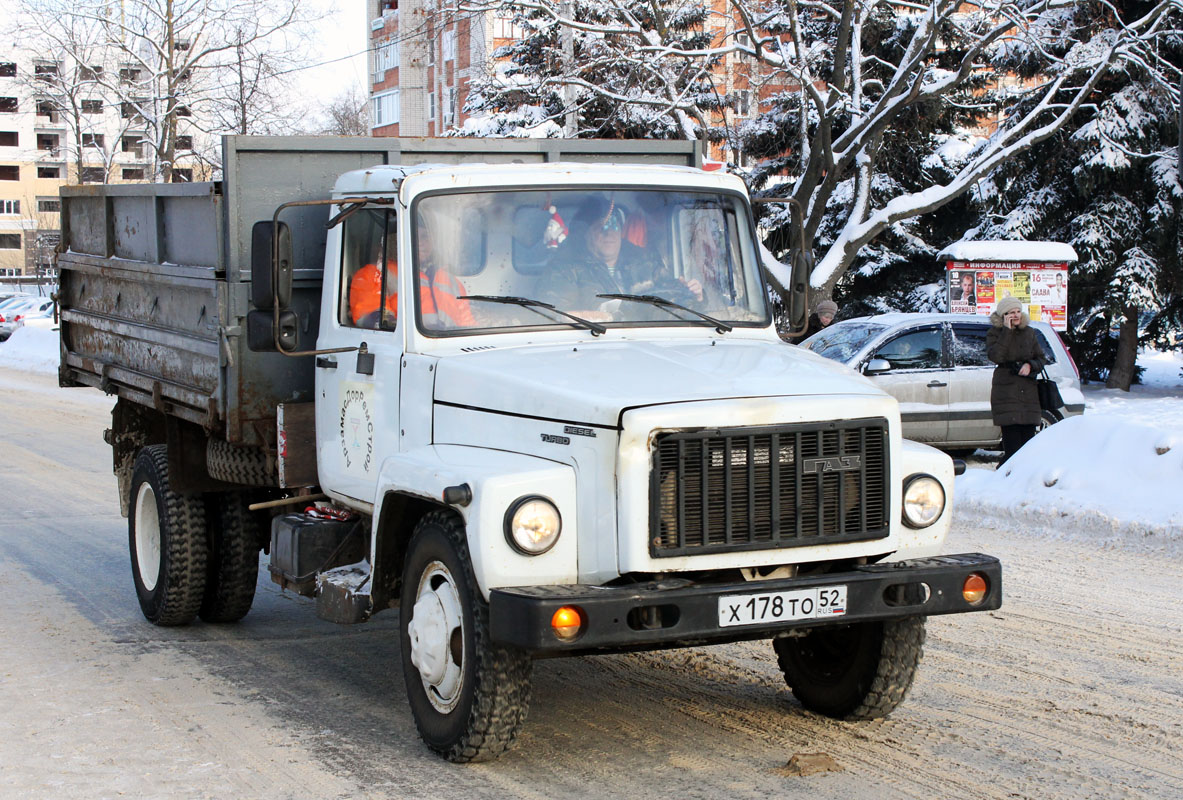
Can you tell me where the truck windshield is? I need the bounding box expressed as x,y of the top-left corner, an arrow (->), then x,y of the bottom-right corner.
412,188 -> 769,335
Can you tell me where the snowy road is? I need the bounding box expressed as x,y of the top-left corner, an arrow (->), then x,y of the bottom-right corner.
1,365 -> 1180,799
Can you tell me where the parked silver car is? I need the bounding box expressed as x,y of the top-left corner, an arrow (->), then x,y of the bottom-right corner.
802,313 -> 1085,453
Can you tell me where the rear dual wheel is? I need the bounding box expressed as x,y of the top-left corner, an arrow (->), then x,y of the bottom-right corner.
129,445 -> 208,626
129,445 -> 260,626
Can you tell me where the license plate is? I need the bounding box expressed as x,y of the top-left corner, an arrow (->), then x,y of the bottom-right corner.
718,585 -> 848,628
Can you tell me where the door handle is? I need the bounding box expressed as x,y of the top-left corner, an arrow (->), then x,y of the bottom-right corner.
316,356 -> 337,369
927,380 -> 947,388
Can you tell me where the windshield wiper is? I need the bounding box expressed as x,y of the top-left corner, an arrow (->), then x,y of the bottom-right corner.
596,293 -> 733,334
466,295 -> 607,336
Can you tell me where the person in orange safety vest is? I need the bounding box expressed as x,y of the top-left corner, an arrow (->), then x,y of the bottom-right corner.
349,220 -> 474,329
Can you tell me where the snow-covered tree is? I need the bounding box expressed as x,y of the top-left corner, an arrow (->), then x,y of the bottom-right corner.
16,0 -> 316,182
464,1 -> 719,139
463,0 -> 1180,319
957,1 -> 1182,389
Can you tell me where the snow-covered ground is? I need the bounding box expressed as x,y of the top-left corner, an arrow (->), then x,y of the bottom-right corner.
3,324 -> 1181,550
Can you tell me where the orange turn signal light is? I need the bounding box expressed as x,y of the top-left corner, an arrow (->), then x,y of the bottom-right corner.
551,606 -> 585,641
962,573 -> 988,605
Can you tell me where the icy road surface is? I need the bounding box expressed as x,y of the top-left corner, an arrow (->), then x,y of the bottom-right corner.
0,366 -> 1180,799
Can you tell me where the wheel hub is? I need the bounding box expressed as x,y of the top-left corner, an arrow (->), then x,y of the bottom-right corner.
407,562 -> 464,712
133,482 -> 161,591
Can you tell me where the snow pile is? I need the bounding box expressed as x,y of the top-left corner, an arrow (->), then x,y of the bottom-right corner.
956,413 -> 1183,550
0,327 -> 59,375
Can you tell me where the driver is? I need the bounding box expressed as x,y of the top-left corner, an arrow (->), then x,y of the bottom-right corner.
541,197 -> 702,313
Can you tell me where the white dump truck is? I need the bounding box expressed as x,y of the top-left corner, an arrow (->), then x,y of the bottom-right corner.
58,136 -> 1000,762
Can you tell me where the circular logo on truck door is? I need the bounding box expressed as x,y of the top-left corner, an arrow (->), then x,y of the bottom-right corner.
339,383 -> 374,474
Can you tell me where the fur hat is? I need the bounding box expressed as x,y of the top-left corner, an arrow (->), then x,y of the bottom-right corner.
996,296 -> 1023,315
816,300 -> 838,316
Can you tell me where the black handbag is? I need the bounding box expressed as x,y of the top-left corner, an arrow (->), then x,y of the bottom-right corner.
1036,368 -> 1064,412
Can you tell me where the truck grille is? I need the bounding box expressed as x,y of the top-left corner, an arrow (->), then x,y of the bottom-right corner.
650,419 -> 889,557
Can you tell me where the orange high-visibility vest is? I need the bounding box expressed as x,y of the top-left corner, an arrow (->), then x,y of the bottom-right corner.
349,261 -> 397,325
350,261 -> 474,328
419,268 -> 475,327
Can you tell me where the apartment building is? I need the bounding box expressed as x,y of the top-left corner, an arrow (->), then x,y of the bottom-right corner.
0,48 -> 204,277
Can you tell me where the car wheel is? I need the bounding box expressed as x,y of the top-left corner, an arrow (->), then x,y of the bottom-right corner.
1037,409 -> 1063,432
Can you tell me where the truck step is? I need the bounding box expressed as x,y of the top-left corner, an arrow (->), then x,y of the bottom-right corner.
315,563 -> 373,624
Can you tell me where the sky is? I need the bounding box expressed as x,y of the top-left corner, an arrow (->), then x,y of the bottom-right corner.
3,321 -> 1181,549
292,1 -> 369,121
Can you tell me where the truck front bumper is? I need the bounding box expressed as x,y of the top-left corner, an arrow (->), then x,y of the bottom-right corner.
489,552 -> 1000,656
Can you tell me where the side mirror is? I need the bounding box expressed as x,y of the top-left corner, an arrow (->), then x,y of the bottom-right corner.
788,248 -> 811,332
246,308 -> 299,352
251,220 -> 292,310
864,358 -> 892,375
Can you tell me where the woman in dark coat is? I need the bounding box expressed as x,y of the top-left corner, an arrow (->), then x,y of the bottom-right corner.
986,295 -> 1047,465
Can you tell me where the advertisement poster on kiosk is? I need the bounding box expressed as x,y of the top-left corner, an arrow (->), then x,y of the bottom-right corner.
938,241 -> 1077,332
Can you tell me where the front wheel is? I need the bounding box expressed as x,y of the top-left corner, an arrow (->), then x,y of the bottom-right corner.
400,510 -> 532,763
774,617 -> 926,720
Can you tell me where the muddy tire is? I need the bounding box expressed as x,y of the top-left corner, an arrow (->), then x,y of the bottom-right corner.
400,509 -> 532,763
206,439 -> 274,486
774,617 -> 926,720
128,444 -> 208,626
199,492 -> 262,623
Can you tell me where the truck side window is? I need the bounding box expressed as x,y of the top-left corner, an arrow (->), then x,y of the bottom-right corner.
339,208 -> 397,329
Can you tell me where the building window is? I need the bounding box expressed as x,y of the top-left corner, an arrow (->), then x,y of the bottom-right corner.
175,40 -> 191,51
443,87 -> 457,126
121,101 -> 140,119
37,166 -> 60,178
121,136 -> 143,155
492,11 -> 527,39
81,99 -> 103,113
0,97 -> 17,113
175,135 -> 193,150
80,166 -> 106,183
735,89 -> 751,117
38,198 -> 60,213
79,65 -> 103,80
0,131 -> 16,146
0,234 -> 20,249
119,67 -> 141,83
34,63 -> 59,81
1,199 -> 19,214
172,168 -> 192,182
175,105 -> 192,117
0,63 -> 15,77
372,89 -> 400,127
376,38 -> 399,77
429,91 -> 435,120
0,165 -> 18,180
37,134 -> 58,151
428,34 -> 435,65
122,167 -> 145,180
36,100 -> 55,118
82,133 -> 105,148
443,30 -> 456,63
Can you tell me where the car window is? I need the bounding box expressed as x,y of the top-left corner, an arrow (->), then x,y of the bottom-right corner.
1032,329 -> 1057,364
871,327 -> 942,370
804,321 -> 889,363
950,324 -> 992,367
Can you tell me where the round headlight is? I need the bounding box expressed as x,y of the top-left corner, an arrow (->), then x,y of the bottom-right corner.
504,496 -> 562,555
902,475 -> 945,528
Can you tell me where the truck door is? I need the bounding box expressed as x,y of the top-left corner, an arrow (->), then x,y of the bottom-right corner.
314,208 -> 402,506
